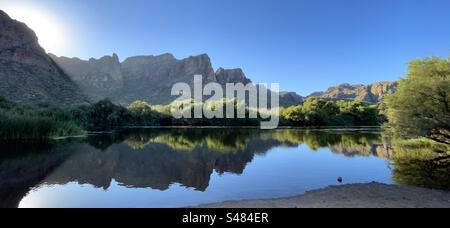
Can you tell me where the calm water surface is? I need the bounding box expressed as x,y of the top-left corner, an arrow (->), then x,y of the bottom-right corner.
0,128 -> 401,208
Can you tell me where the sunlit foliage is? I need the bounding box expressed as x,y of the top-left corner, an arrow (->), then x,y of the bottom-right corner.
385,57 -> 450,138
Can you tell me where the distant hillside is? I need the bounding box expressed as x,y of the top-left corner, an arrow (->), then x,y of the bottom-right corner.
279,92 -> 304,107
309,82 -> 398,103
0,10 -> 86,106
51,53 -> 303,107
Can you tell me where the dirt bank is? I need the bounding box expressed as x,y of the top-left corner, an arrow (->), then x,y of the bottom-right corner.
197,183 -> 450,208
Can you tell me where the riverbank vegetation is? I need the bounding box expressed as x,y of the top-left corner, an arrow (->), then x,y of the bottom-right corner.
0,97 -> 84,141
0,95 -> 386,141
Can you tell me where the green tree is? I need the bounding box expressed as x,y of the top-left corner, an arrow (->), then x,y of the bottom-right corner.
385,57 -> 450,142
84,99 -> 129,131
301,97 -> 327,125
281,106 -> 304,124
128,100 -> 152,115
335,100 -> 383,126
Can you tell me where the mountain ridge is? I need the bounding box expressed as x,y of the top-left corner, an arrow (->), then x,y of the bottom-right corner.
308,81 -> 398,103
0,10 -> 87,106
51,52 -> 304,106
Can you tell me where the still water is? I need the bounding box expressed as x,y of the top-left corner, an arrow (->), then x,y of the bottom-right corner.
0,128 -> 406,208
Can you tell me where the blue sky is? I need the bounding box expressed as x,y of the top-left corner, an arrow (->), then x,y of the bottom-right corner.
1,0 -> 449,95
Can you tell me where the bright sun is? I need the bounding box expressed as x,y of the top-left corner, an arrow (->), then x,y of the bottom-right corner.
4,6 -> 68,54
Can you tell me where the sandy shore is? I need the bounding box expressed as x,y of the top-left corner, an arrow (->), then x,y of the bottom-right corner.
197,183 -> 450,208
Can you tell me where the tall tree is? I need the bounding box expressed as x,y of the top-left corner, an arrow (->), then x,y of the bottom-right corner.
385,57 -> 450,143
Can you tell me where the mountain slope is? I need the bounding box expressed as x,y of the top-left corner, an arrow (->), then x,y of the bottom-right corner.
49,53 -> 124,101
52,52 -> 303,106
309,82 -> 398,103
119,53 -> 216,105
279,92 -> 304,107
0,10 -> 86,106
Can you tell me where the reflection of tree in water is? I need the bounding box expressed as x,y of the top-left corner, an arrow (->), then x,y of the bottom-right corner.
0,129 -> 399,208
328,134 -> 393,158
260,130 -> 392,158
391,139 -> 450,190
124,129 -> 252,153
85,133 -> 128,151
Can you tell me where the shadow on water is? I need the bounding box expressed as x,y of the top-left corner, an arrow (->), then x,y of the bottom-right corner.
390,139 -> 450,190
0,139 -> 83,208
0,128 -> 448,208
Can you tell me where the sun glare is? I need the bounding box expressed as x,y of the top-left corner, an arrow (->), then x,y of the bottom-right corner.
4,6 -> 68,55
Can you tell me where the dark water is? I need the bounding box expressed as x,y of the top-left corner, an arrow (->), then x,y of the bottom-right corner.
0,128 -> 446,208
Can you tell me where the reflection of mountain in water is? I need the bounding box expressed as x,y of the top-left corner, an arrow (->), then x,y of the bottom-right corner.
329,140 -> 393,159
44,129 -> 307,191
0,129 -> 391,208
44,143 -> 258,191
0,142 -> 81,208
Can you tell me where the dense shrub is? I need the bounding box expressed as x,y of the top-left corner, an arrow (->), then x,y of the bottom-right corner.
0,110 -> 84,141
280,98 -> 383,126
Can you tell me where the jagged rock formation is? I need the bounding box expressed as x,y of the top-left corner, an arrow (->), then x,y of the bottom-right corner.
309,82 -> 398,103
51,52 -> 302,106
0,10 -> 86,105
215,67 -> 252,85
118,53 -> 217,104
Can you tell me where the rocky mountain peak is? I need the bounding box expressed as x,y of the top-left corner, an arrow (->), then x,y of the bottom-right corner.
182,54 -> 214,79
0,10 -> 86,105
89,53 -> 119,63
159,53 -> 176,61
183,54 -> 212,68
309,81 -> 398,103
0,10 -> 52,69
0,9 -> 9,19
0,11 -> 37,48
112,53 -> 119,61
215,67 -> 252,85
